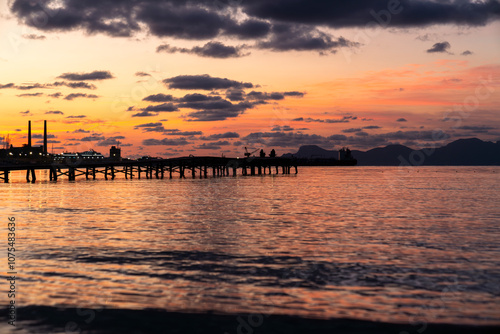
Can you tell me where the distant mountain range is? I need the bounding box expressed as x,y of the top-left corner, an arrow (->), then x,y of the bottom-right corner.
283,138 -> 500,166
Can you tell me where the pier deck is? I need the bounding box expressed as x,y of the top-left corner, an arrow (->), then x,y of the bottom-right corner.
0,156 -> 297,183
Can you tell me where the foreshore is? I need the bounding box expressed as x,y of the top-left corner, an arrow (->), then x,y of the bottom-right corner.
1,306 -> 499,334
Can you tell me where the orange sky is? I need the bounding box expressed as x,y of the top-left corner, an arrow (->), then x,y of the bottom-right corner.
1,1 -> 499,158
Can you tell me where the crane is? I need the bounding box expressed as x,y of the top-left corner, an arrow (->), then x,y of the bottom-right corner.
244,147 -> 259,157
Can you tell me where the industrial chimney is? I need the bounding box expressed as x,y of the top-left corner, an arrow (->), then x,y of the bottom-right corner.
43,120 -> 48,155
28,120 -> 32,148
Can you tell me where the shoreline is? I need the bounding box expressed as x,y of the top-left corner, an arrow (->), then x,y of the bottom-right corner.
2,306 -> 500,334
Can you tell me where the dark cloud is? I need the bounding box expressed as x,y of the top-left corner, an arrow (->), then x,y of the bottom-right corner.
0,83 -> 15,89
22,34 -> 46,40
453,125 -> 495,133
284,91 -> 305,97
132,111 -> 158,117
195,141 -> 230,150
164,74 -> 253,90
32,134 -> 56,139
66,115 -> 87,119
135,72 -> 151,77
134,122 -> 163,128
461,50 -> 473,56
53,81 -> 97,89
184,101 -> 255,121
142,138 -> 191,146
72,129 -> 90,133
45,110 -> 64,115
10,0 -> 500,48
97,136 -> 125,147
397,118 -> 408,122
64,93 -> 99,100
342,128 -> 362,133
177,93 -> 222,103
20,110 -> 31,115
157,41 -> 248,58
363,125 -> 382,129
17,92 -> 43,97
143,94 -> 174,102
292,116 -> 355,123
258,25 -> 359,52
200,132 -> 240,140
271,125 -> 294,132
427,41 -> 451,53
164,130 -> 203,136
49,92 -> 62,98
242,0 -> 500,28
247,91 -> 284,101
80,135 -> 105,142
226,89 -> 245,101
142,103 -> 179,112
58,71 -> 114,81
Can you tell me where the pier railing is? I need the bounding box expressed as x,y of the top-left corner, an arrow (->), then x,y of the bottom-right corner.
0,156 -> 298,183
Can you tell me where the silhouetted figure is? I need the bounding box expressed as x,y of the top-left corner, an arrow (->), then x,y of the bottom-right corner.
259,149 -> 265,158
270,149 -> 276,158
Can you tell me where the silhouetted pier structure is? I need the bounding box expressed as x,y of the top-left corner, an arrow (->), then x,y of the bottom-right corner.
0,156 -> 297,183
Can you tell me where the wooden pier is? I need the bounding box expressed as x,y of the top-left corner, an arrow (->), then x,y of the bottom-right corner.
0,156 -> 297,183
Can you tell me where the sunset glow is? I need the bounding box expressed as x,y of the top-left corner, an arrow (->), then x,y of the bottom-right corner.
1,0 -> 499,158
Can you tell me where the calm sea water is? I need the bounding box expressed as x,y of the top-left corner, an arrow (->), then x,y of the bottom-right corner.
1,166 -> 500,332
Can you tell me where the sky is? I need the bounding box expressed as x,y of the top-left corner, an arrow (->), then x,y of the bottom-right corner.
0,0 -> 499,158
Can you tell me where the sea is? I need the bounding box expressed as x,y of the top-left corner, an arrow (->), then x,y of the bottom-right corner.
0,166 -> 499,333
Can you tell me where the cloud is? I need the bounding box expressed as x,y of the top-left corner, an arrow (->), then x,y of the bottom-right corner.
194,141 -> 230,150
0,83 -> 15,89
53,81 -> 97,89
157,41 -> 249,58
22,34 -> 46,40
142,103 -> 179,112
134,122 -> 166,132
453,125 -> 495,133
396,118 -> 408,122
32,134 -> 56,139
64,93 -> 99,100
17,92 -> 43,97
164,74 -> 253,90
58,71 -> 114,81
143,94 -> 174,102
342,128 -> 362,133
132,111 -> 158,117
72,129 -> 90,133
461,50 -> 473,56
66,115 -> 87,119
164,130 -> 203,136
258,25 -> 359,52
184,101 -> 256,121
135,72 -> 151,77
80,135 -> 105,142
363,125 -> 382,129
49,92 -> 62,98
426,41 -> 451,53
292,116 -> 355,123
200,132 -> 240,140
142,138 -> 191,146
20,110 -> 31,116
97,137 -> 125,146
11,1 -> 499,42
45,110 -> 64,115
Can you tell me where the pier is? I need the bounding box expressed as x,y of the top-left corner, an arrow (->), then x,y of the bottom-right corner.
0,156 -> 297,183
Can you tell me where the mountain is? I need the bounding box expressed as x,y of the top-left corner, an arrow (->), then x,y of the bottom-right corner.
283,138 -> 500,166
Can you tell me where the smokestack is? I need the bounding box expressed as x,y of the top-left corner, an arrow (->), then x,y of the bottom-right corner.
43,120 -> 48,155
28,120 -> 32,148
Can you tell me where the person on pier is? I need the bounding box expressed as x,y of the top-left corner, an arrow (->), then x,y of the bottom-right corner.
270,149 -> 276,158
259,149 -> 266,158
